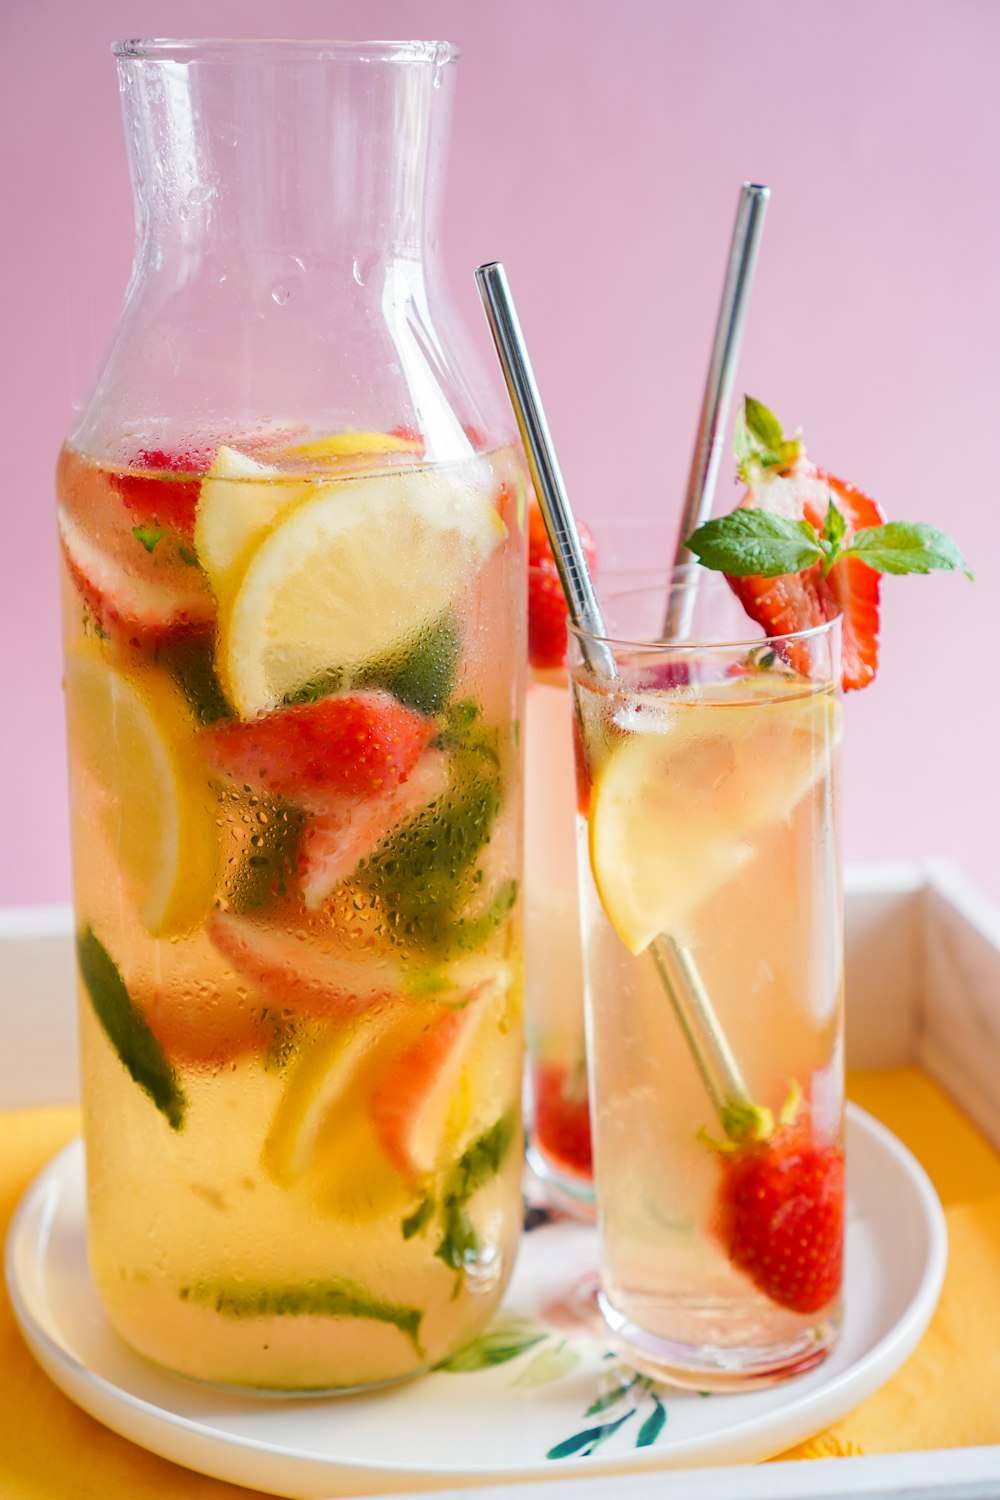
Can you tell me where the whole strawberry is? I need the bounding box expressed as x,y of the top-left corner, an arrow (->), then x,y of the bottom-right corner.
716,1123 -> 844,1315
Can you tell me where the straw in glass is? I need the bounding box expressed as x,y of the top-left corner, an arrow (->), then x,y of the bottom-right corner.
662,182 -> 769,641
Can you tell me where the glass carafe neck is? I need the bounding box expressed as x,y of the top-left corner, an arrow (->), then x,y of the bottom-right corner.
117,39 -> 456,266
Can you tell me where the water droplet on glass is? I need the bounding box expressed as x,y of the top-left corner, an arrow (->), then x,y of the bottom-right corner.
271,285 -> 291,306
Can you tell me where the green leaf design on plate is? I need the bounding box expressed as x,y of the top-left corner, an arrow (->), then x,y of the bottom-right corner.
179,1278 -> 423,1353
546,1410 -> 636,1460
434,1318 -> 546,1372
511,1339 -> 580,1388
76,928 -> 185,1130
636,1394 -> 667,1448
585,1370 -> 642,1416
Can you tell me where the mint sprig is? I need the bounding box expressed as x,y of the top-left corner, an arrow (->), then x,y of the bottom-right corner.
734,396 -> 802,480
686,501 -> 973,583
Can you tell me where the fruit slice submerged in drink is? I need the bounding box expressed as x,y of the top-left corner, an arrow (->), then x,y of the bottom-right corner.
64,645 -> 218,936
217,462 -> 507,717
585,674 -> 841,954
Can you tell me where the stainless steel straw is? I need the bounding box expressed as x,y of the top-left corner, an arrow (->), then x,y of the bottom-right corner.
662,182 -> 770,640
475,260 -> 752,1117
474,263 -> 616,682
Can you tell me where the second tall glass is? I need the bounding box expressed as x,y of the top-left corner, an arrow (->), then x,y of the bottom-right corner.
568,576 -> 844,1388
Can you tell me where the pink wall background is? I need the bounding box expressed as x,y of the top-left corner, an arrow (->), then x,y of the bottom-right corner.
3,0 -> 999,908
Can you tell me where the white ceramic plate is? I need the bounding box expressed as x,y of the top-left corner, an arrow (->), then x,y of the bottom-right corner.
5,1105 -> 946,1499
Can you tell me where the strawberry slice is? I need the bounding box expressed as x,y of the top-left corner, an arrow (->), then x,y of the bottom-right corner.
58,505 -> 215,643
370,992 -> 497,1181
114,447 -> 209,538
715,1122 -> 844,1315
724,429 -> 884,691
532,1060 -> 592,1178
207,909 -> 404,1021
202,691 -> 434,801
528,501 -> 597,671
298,750 -> 449,909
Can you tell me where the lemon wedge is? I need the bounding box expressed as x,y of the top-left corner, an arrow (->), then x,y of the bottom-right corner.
589,683 -> 839,954
64,647 -> 218,936
194,446 -> 312,610
220,465 -> 506,718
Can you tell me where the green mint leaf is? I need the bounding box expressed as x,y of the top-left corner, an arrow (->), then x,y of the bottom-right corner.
178,544 -> 200,567
155,635 -> 233,725
359,613 -> 461,716
132,526 -> 168,553
734,397 -> 802,479
434,1204 -> 479,1289
686,510 -> 823,578
356,716 -> 505,958
443,1109 -> 517,1206
842,522 -> 974,580
402,1196 -> 436,1240
76,928 -> 186,1130
822,498 -> 847,550
743,397 -> 785,454
180,1277 -> 423,1354
284,614 -> 461,716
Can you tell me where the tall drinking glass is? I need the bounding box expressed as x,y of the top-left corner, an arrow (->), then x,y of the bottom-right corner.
58,39 -> 525,1393
568,576 -> 844,1388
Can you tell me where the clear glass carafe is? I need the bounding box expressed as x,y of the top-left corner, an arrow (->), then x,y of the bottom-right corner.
57,39 -> 525,1393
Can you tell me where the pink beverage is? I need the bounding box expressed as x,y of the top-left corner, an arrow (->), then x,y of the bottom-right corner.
57,41 -> 526,1393
568,578 -> 844,1388
524,663 -> 593,1204
523,551 -> 691,1214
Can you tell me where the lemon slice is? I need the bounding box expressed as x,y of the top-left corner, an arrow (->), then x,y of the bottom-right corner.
221,465 -> 506,717
279,430 -> 423,461
589,684 -> 839,954
194,446 -> 312,609
262,1013 -> 387,1185
64,647 -> 218,936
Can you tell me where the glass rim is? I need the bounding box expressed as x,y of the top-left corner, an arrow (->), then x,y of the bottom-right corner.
567,605 -> 842,656
112,38 -> 460,65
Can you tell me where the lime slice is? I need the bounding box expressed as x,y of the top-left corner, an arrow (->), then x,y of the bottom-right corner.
589,683 -> 839,954
194,446 -> 312,610
220,465 -> 506,718
64,647 -> 218,936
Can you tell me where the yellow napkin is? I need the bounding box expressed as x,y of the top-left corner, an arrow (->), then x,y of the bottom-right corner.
2,1069 -> 999,1495
777,1068 -> 1000,1460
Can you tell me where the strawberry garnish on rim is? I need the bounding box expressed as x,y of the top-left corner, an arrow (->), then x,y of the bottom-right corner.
685,397 -> 972,693
725,412 -> 884,691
